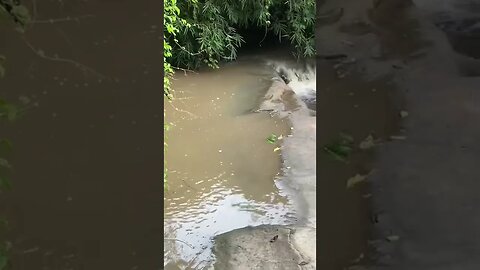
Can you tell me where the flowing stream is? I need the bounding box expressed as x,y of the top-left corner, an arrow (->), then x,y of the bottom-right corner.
164,53 -> 316,269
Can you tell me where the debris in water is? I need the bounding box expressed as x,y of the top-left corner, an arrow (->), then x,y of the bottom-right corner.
359,135 -> 376,150
299,261 -> 309,266
386,235 -> 400,242
273,147 -> 281,152
362,193 -> 372,198
400,110 -> 409,118
347,174 -> 367,188
218,149 -> 222,153
269,235 -> 278,243
266,134 -> 278,144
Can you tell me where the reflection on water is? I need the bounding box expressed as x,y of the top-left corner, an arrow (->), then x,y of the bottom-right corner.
164,59 -> 296,269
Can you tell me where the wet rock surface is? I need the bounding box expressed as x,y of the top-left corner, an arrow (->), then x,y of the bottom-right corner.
212,225 -> 311,270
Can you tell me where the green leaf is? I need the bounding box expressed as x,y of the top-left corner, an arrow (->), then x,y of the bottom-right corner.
346,174 -> 367,189
266,133 -> 278,144
331,144 -> 352,156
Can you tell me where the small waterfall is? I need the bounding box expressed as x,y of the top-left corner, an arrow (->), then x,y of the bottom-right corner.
268,61 -> 317,111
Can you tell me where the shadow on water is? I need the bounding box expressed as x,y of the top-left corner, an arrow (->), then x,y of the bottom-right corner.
0,0 -> 162,269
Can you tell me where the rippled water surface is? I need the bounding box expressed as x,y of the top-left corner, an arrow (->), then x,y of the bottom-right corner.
164,59 -> 297,269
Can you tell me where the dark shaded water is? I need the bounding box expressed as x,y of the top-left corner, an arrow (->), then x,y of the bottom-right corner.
0,0 -> 162,269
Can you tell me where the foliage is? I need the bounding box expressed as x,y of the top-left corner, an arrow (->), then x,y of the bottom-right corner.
165,0 -> 316,71
266,133 -> 278,144
164,0 -> 182,98
164,0 -> 189,189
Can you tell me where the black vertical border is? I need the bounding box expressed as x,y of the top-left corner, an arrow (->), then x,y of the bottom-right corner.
160,0 -> 166,268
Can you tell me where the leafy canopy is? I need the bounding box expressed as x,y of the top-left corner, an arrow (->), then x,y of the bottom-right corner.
163,0 -> 316,94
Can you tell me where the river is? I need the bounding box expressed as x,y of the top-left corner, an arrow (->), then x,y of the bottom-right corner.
164,53 -> 316,269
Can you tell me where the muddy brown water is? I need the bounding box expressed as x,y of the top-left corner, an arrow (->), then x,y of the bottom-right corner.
0,0 -> 163,269
316,62 -> 402,269
163,59 -> 299,269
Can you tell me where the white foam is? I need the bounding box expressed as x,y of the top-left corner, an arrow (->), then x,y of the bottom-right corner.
267,61 -> 316,102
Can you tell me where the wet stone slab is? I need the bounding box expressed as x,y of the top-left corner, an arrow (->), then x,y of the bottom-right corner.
212,225 -> 312,270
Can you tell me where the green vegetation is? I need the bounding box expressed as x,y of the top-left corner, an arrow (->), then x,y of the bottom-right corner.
171,0 -> 315,69
164,0 -> 316,95
266,133 -> 278,144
